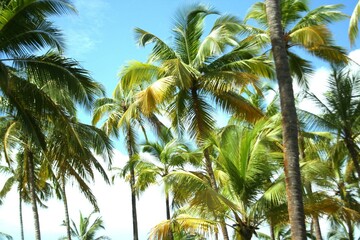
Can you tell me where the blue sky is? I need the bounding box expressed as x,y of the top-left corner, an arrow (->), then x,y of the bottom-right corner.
1,0 -> 360,239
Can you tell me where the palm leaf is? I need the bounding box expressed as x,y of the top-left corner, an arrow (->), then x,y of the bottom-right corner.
349,1 -> 360,46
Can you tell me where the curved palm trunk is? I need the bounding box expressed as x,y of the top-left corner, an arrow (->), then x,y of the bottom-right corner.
126,128 -> 139,240
61,176 -> 72,240
19,190 -> 24,240
265,0 -> 307,239
26,150 -> 42,240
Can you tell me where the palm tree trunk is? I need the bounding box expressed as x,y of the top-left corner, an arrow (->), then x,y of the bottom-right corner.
26,150 -> 41,240
19,190 -> 24,240
203,149 -> 230,240
61,176 -> 72,240
265,0 -> 307,239
346,218 -> 354,240
165,191 -> 171,220
165,192 -> 174,240
129,165 -> 139,240
343,133 -> 360,178
126,127 -> 139,240
312,216 -> 322,240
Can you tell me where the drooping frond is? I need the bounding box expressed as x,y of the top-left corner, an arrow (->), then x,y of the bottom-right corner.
211,90 -> 263,123
193,15 -> 242,67
134,28 -> 177,63
186,89 -> 215,141
119,60 -> 162,91
148,214 -> 219,240
12,52 -> 104,109
135,76 -> 174,116
349,1 -> 360,46
294,4 -> 347,29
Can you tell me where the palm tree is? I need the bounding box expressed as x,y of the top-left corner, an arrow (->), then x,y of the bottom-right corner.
59,211 -> 111,240
47,119 -> 113,240
92,84 -> 161,240
0,117 -> 54,240
264,0 -> 307,238
304,65 -> 360,178
0,0 -> 104,147
119,5 -> 274,238
161,116 -> 285,240
245,0 -> 348,87
137,136 -> 195,219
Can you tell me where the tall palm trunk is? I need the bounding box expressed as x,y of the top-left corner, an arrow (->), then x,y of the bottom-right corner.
26,149 -> 42,240
204,147 -> 229,240
192,85 -> 229,240
312,216 -> 323,240
343,130 -> 360,178
346,218 -> 354,240
165,192 -> 174,240
19,190 -> 24,240
126,127 -> 139,240
61,176 -> 72,240
265,0 -> 307,239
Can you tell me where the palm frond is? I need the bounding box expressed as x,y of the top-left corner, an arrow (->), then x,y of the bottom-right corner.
119,60 -> 162,91
134,28 -> 177,63
173,4 -> 218,65
349,1 -> 360,46
294,4 -> 347,29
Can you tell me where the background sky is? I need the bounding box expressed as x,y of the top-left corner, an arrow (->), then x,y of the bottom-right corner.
1,0 -> 360,239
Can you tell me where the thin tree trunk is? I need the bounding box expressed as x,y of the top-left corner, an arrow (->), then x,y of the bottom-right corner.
346,218 -> 354,240
270,220 -> 275,240
129,166 -> 138,240
204,149 -> 230,240
165,192 -> 174,240
19,190 -> 24,240
26,150 -> 41,240
265,0 -> 307,239
343,133 -> 360,178
165,191 -> 171,220
126,127 -> 139,240
61,177 -> 72,240
312,216 -> 322,240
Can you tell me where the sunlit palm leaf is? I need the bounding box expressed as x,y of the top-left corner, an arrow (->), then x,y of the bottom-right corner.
349,1 -> 360,46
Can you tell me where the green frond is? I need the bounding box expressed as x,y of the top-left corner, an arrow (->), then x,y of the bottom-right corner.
303,44 -> 348,64
193,14 -> 242,67
173,4 -> 219,65
244,2 -> 267,27
186,91 -> 215,142
149,214 -> 219,240
287,51 -> 313,89
92,97 -> 119,125
13,52 -> 104,109
290,25 -> 332,48
136,76 -> 174,116
212,90 -> 263,123
349,1 -> 360,46
134,28 -> 177,63
294,4 -> 347,29
162,58 -> 197,90
119,60 -> 162,91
